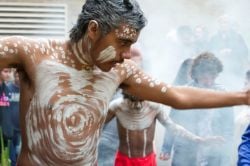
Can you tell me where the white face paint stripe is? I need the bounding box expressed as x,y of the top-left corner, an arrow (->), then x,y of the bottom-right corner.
97,46 -> 116,63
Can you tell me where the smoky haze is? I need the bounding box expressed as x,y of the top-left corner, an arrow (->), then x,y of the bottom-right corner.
135,0 -> 250,165
137,0 -> 250,83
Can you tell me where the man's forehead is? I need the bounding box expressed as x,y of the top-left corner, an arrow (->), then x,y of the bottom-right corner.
115,24 -> 139,42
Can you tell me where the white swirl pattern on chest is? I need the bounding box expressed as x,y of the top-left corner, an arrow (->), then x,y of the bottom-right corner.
26,60 -> 121,165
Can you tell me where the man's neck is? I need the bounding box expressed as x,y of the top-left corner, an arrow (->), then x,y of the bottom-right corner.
70,39 -> 94,67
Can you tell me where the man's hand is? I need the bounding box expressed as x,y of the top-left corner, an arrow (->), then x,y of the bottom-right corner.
159,152 -> 171,161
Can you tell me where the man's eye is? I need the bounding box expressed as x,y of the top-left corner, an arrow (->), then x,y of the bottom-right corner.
120,41 -> 131,47
120,41 -> 127,46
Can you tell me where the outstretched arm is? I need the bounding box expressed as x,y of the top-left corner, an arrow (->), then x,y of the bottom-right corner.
160,108 -> 180,157
120,61 -> 248,110
155,104 -> 202,142
155,104 -> 224,145
159,126 -> 175,161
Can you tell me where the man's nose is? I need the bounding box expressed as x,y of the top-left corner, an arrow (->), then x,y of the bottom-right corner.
121,51 -> 132,59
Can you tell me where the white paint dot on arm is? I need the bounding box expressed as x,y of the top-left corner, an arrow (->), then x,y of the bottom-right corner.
149,82 -> 155,87
161,86 -> 167,93
155,80 -> 161,85
133,74 -> 139,78
120,70 -> 125,75
9,49 -> 14,54
4,46 -> 8,52
136,78 -> 142,84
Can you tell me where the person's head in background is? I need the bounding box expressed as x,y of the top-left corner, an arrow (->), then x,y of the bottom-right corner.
0,68 -> 11,84
177,25 -> 194,46
173,58 -> 193,86
217,14 -> 237,35
69,0 -> 147,72
194,25 -> 209,43
191,52 -> 223,87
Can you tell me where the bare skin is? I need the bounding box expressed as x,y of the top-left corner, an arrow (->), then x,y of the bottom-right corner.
0,24 -> 141,165
105,97 -> 224,158
0,21 -> 249,165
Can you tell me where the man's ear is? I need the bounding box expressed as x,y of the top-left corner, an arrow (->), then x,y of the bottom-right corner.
87,20 -> 101,42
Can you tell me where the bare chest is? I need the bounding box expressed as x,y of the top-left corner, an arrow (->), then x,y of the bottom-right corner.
116,106 -> 157,130
23,60 -> 120,164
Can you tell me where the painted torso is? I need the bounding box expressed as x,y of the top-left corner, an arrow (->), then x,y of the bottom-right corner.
109,98 -> 200,158
25,61 -> 120,165
3,37 -> 137,166
0,36 -> 170,165
111,99 -> 161,157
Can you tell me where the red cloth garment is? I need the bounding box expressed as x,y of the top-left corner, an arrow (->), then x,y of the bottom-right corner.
114,151 -> 156,166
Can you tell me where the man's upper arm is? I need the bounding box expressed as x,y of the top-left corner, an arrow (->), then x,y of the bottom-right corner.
155,104 -> 172,127
120,60 -> 175,106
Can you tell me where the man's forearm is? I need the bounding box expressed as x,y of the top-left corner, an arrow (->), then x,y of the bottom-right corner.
167,86 -> 248,110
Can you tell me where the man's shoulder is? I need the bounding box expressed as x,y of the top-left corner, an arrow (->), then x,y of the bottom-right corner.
109,97 -> 124,108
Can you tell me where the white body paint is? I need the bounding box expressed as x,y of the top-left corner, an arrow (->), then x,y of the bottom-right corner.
114,99 -> 158,130
26,60 -> 121,165
72,39 -> 92,66
0,36 -> 171,165
109,98 -> 203,157
115,25 -> 137,40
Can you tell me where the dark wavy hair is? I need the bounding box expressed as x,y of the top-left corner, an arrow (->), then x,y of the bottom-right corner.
191,52 -> 223,80
69,0 -> 147,42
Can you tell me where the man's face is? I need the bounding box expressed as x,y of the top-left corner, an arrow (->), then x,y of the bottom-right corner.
196,72 -> 217,87
91,24 -> 140,72
0,68 -> 11,82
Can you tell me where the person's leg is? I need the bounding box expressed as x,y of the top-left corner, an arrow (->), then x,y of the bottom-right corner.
10,139 -> 16,166
10,131 -> 21,166
98,138 -> 117,166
